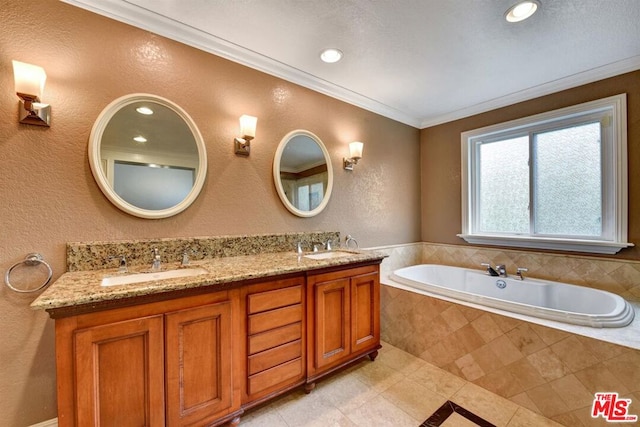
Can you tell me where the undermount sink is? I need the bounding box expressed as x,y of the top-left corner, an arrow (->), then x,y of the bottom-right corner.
101,267 -> 209,287
303,251 -> 353,260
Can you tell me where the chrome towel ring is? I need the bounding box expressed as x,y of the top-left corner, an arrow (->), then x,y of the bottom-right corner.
5,253 -> 53,293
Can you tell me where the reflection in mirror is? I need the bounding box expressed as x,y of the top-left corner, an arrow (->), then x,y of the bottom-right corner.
273,130 -> 333,217
89,94 -> 207,218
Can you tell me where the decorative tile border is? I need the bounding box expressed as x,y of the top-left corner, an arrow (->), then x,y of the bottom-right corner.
66,231 -> 339,271
421,400 -> 496,427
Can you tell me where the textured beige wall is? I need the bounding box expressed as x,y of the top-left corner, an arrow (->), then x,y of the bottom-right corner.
0,2 -> 420,425
421,71 -> 640,260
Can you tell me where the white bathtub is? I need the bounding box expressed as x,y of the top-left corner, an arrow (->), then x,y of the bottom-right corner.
390,264 -> 635,328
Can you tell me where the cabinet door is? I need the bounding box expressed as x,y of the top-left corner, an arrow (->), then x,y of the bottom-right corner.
312,277 -> 351,370
165,301 -> 234,427
351,271 -> 380,354
74,315 -> 165,427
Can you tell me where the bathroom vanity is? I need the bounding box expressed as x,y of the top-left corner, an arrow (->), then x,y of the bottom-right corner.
33,245 -> 383,427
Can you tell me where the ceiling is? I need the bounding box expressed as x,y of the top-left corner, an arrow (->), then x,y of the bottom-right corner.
63,0 -> 640,128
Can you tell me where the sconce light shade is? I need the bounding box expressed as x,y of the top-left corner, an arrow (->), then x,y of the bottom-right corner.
12,60 -> 51,127
344,141 -> 364,171
235,114 -> 258,156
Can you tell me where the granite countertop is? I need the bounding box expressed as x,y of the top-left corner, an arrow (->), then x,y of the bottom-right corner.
31,249 -> 385,311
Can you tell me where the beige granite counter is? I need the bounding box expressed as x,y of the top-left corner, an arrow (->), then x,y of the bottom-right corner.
31,249 -> 385,312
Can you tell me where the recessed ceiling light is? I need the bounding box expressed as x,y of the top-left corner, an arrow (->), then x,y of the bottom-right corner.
133,135 -> 147,143
505,0 -> 540,22
136,106 -> 154,115
320,48 -> 343,63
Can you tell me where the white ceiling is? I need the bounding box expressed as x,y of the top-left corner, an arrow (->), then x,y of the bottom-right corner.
63,0 -> 640,128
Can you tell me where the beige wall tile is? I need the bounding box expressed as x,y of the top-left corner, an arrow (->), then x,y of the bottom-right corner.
551,337 -> 600,372
549,374 -> 594,411
573,363 -> 630,395
474,370 -> 524,398
509,392 -> 541,414
488,335 -> 525,366
527,348 -> 571,381
602,351 -> 640,393
507,358 -> 547,391
471,314 -> 504,343
455,354 -> 485,381
506,324 -> 548,355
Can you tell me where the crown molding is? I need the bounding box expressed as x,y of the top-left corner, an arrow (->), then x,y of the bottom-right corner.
419,55 -> 640,129
62,1 -> 640,130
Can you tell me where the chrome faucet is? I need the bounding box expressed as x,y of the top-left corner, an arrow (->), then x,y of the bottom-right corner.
325,239 -> 333,251
496,264 -> 507,277
516,267 -> 528,280
151,248 -> 161,272
296,242 -> 303,256
481,263 -> 499,276
181,250 -> 190,266
110,255 -> 128,273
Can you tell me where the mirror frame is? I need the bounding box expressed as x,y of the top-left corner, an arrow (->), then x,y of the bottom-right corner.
88,93 -> 207,219
273,129 -> 334,217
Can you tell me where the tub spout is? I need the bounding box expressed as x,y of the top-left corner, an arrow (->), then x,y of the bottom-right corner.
496,264 -> 508,277
481,263 -> 499,276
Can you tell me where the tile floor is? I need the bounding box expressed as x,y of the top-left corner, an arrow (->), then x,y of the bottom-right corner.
239,342 -> 561,426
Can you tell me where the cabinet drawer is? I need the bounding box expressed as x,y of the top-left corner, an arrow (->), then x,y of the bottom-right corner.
248,339 -> 301,375
248,304 -> 302,335
248,285 -> 302,314
248,322 -> 301,355
248,358 -> 303,395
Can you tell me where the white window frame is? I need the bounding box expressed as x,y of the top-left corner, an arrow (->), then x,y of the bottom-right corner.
459,94 -> 632,255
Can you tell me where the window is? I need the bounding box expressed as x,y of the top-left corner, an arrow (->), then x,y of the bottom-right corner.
459,94 -> 631,254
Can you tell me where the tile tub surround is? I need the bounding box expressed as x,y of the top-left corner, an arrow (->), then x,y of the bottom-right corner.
380,285 -> 640,426
368,241 -> 640,425
66,231 -> 340,272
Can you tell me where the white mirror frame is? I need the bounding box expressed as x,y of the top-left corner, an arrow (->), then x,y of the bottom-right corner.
273,129 -> 334,217
88,93 -> 207,219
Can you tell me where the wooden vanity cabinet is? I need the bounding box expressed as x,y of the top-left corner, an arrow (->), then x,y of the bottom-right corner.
52,260 -> 382,426
54,290 -> 242,427
306,264 -> 381,388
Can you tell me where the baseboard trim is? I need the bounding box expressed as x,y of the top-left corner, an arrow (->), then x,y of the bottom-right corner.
30,418 -> 57,427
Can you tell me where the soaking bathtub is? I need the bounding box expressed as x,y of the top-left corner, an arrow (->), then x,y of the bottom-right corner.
390,264 -> 635,328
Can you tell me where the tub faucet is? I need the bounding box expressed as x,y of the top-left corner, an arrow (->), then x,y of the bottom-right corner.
481,263 -> 499,276
151,248 -> 161,272
496,264 -> 507,277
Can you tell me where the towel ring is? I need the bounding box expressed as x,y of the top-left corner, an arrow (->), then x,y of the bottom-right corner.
5,253 -> 53,293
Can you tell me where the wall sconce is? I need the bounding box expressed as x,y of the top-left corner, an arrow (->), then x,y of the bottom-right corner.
234,114 -> 258,156
12,60 -> 51,127
343,141 -> 364,171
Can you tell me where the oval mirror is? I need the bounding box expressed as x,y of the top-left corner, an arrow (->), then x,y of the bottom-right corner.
88,94 -> 207,219
273,130 -> 333,217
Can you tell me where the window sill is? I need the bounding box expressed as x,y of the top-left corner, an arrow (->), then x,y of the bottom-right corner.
456,234 -> 634,255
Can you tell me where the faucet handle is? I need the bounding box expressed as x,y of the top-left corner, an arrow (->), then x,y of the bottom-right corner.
516,267 -> 528,280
